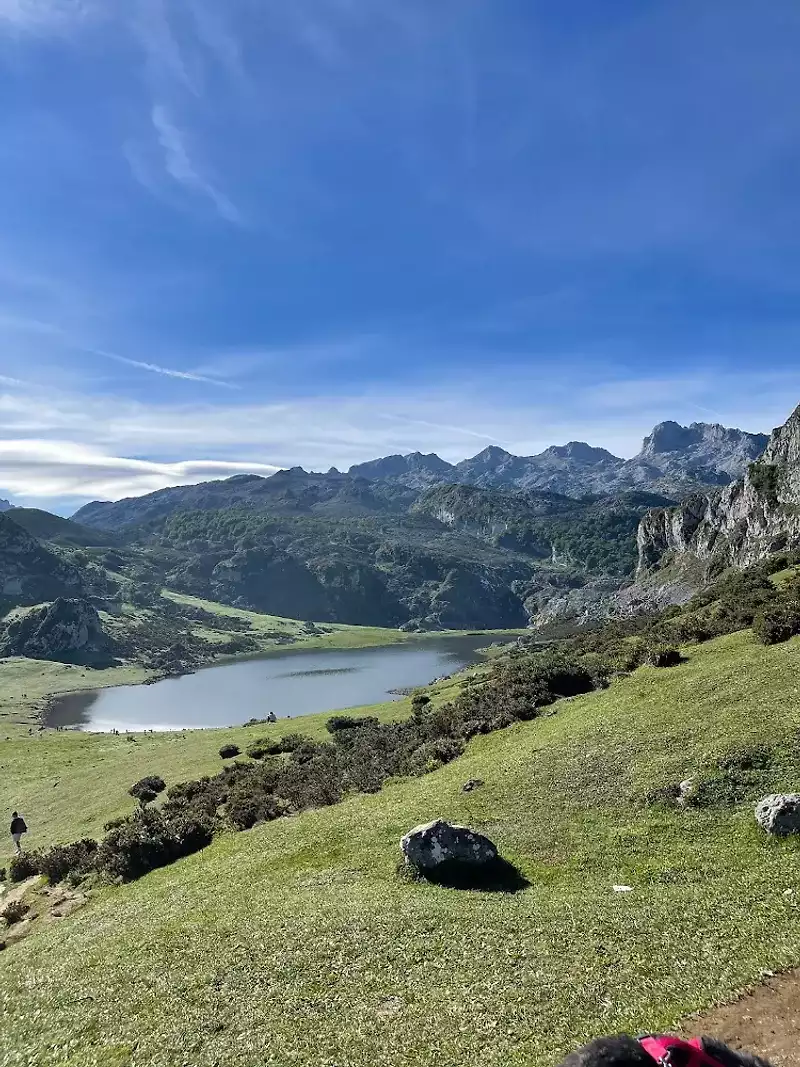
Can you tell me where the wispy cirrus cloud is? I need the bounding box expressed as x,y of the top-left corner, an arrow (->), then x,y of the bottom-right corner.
149,104 -> 242,224
0,0 -> 94,32
0,367 -> 798,507
87,345 -> 236,388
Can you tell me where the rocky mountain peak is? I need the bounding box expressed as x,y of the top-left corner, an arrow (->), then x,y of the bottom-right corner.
639,420 -> 768,459
640,421 -> 702,455
763,402 -> 800,466
541,441 -> 620,464
462,445 -> 513,467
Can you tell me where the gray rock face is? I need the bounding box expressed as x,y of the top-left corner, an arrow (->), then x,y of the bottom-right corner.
755,794 -> 800,836
635,403 -> 800,593
0,513 -> 83,605
0,598 -> 114,664
349,422 -> 767,499
400,819 -> 498,871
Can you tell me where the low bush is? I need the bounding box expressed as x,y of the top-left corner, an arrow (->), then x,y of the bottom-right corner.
644,644 -> 682,668
326,715 -> 379,733
219,743 -> 240,759
753,604 -> 800,645
36,840 -> 98,885
9,853 -> 38,883
96,808 -> 211,883
129,775 -> 167,807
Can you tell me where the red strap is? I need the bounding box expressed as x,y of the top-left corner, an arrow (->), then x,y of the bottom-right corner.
640,1036 -> 719,1067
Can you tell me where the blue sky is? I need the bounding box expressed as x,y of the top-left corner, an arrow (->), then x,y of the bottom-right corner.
2,0 -> 800,510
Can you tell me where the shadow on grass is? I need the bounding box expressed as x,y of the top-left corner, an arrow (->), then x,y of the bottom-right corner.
399,857 -> 530,894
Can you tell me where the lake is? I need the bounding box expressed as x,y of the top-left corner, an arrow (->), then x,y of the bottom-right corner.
46,636 -> 492,732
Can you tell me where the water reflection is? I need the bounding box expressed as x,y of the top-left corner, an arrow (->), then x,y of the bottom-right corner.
46,637 -> 489,732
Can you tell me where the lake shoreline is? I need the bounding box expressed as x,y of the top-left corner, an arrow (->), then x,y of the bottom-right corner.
44,635 -> 500,733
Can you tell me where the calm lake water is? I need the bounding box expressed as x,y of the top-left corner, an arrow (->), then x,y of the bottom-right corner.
46,637 -> 490,732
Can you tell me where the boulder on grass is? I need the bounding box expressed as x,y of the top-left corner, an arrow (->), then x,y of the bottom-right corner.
400,818 -> 498,872
755,794 -> 800,836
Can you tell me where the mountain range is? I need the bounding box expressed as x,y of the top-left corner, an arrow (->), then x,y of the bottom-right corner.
0,415 -> 784,637
347,420 -> 769,497
72,420 -> 768,531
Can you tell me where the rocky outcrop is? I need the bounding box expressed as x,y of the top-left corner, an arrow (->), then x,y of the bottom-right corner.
0,513 -> 84,605
400,819 -> 498,871
755,794 -> 800,836
348,452 -> 453,489
636,404 -> 800,586
0,598 -> 115,664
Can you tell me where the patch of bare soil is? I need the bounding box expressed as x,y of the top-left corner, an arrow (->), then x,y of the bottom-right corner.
683,969 -> 800,1067
0,876 -> 86,948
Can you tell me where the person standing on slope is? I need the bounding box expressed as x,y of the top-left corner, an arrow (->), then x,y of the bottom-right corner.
10,811 -> 27,853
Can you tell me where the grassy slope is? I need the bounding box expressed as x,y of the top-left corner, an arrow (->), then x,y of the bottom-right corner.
3,632 -> 800,1065
0,668 -> 481,864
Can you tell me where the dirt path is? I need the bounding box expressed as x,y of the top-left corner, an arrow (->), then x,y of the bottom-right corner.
684,970 -> 800,1066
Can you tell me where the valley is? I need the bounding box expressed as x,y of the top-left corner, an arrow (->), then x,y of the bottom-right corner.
5,410 -> 800,1066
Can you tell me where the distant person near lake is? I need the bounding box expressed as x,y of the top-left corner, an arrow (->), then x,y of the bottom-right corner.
10,811 -> 27,853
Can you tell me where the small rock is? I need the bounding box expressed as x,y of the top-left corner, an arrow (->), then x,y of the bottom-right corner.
400,818 -> 498,872
612,885 -> 634,893
677,778 -> 696,807
755,794 -> 800,835
462,779 -> 484,793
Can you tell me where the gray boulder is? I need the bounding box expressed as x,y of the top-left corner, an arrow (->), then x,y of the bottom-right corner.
400,818 -> 498,871
755,794 -> 800,836
0,598 -> 114,665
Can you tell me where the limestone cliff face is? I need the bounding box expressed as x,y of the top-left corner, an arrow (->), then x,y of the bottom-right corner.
636,403 -> 800,581
0,598 -> 114,664
0,513 -> 84,604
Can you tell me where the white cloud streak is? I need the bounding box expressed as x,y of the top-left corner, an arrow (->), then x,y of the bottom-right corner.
151,104 -> 241,224
88,346 -> 235,387
0,370 -> 797,505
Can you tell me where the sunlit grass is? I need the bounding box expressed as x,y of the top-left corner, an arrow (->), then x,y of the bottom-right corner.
3,632 -> 800,1065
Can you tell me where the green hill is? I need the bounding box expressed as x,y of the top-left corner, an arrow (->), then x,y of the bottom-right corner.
3,630 -> 800,1066
6,508 -> 120,548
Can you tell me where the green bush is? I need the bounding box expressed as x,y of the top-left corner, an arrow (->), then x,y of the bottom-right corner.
219,743 -> 240,759
36,840 -> 98,885
644,644 -> 682,668
96,808 -> 211,883
748,461 -> 782,504
753,604 -> 800,645
129,775 -> 167,806
9,853 -> 38,883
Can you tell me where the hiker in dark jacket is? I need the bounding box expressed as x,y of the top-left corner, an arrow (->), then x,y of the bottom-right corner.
10,811 -> 27,853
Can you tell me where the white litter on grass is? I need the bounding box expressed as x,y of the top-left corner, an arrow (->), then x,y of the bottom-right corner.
612,885 -> 634,893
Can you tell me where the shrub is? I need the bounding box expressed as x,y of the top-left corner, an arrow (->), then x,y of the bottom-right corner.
644,644 -> 682,668
749,461 -> 782,505
2,900 -> 29,926
96,807 -> 210,883
226,788 -> 289,830
103,816 -> 127,832
753,604 -> 800,645
129,775 -> 167,806
219,743 -> 240,759
406,737 -> 465,776
36,840 -> 98,885
325,715 -> 379,733
9,853 -> 38,882
246,739 -> 279,759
